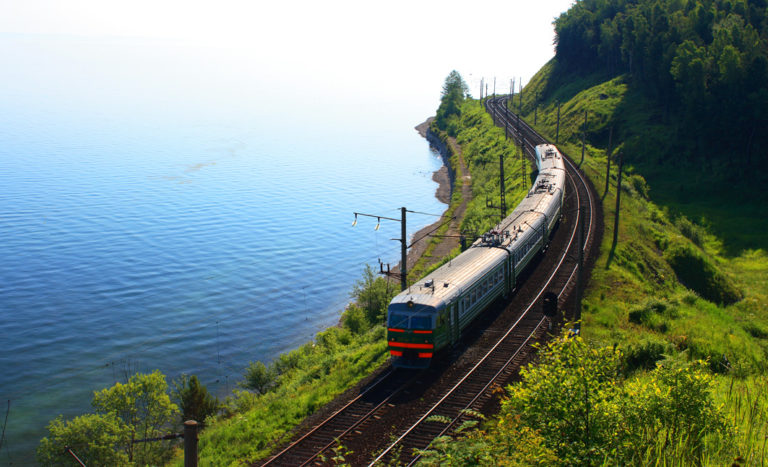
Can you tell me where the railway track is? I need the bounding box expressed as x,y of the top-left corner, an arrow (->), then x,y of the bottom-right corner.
259,98 -> 600,466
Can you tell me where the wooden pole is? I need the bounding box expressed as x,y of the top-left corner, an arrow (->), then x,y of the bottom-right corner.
604,126 -> 613,197
401,207 -> 407,291
184,421 -> 198,467
580,110 -> 587,166
612,152 -> 624,251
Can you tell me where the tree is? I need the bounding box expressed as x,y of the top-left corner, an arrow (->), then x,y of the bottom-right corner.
37,413 -> 130,466
240,360 -> 277,394
350,264 -> 394,325
92,370 -> 179,464
172,374 -> 219,425
435,70 -> 469,136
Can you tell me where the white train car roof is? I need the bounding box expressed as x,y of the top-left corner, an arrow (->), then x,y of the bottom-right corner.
389,144 -> 566,312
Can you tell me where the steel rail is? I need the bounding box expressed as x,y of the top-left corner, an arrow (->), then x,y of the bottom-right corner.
370,146 -> 586,466
260,368 -> 401,466
261,98 -> 597,467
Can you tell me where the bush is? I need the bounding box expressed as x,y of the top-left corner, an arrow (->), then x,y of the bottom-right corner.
241,361 -> 277,394
341,304 -> 368,334
665,243 -> 742,305
675,215 -> 707,247
172,374 -> 219,425
37,414 -> 130,466
623,339 -> 668,373
628,298 -> 677,333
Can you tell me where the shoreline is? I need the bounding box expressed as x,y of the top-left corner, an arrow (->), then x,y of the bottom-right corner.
391,117 -> 453,276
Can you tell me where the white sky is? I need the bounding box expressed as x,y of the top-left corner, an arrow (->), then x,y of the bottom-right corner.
0,0 -> 575,96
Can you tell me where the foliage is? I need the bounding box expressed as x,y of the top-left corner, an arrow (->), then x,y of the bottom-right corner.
665,241 -> 743,305
37,413 -> 130,466
502,333 -> 731,465
173,267 -> 395,465
38,371 -> 179,466
553,0 -> 768,169
417,412 -> 557,466
435,70 -> 469,136
91,370 -> 179,464
348,264 -> 397,325
241,360 -> 278,394
172,374 -> 219,425
453,102 -> 530,237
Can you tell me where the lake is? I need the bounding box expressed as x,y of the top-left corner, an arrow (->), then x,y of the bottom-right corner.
0,34 -> 446,463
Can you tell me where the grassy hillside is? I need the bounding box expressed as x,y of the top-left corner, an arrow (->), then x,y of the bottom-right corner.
169,90 -> 534,465
520,60 -> 768,375
418,59 -> 768,464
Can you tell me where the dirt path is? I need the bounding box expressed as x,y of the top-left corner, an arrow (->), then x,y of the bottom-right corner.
396,121 -> 472,276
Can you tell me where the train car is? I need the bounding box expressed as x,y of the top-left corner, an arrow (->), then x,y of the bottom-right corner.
386,144 -> 566,368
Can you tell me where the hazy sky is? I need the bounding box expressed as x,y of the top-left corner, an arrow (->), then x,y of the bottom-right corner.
1,0 -> 575,97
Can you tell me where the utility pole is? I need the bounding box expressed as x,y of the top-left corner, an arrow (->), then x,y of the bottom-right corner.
604,125 -> 613,198
509,79 -> 513,97
518,78 -> 523,109
499,152 -> 507,218
555,101 -> 561,144
485,82 -> 488,100
580,110 -> 587,166
400,207 -> 407,291
480,78 -> 484,100
493,76 -> 496,97
521,138 -> 527,187
611,152 -> 624,252
576,204 -> 585,329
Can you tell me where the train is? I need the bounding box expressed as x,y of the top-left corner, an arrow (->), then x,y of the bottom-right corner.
386,143 -> 567,368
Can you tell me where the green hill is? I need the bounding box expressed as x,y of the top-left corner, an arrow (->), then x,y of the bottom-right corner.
419,1 -> 768,464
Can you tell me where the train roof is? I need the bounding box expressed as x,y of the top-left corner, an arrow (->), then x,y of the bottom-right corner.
389,144 -> 566,312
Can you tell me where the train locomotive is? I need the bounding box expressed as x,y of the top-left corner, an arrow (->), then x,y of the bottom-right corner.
386,144 -> 567,368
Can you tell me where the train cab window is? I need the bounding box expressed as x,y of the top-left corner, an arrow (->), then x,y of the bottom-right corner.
410,316 -> 432,330
388,313 -> 409,328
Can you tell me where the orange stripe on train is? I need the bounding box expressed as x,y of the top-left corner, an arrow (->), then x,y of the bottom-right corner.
387,342 -> 434,349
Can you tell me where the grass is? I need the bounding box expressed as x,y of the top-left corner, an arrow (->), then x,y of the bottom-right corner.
514,58 -> 768,460
191,329 -> 389,465
169,98 -> 535,466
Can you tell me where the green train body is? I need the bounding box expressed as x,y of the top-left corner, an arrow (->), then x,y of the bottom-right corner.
387,144 -> 566,368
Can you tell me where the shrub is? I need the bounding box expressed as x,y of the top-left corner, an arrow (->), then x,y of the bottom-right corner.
665,243 -> 742,305
172,374 -> 219,425
675,215 -> 706,247
623,339 -> 668,373
241,361 -> 277,394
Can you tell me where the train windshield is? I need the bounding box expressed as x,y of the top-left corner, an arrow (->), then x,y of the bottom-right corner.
388,313 -> 410,328
388,312 -> 433,330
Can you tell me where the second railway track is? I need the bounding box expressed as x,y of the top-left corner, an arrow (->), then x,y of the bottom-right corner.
259,99 -> 602,466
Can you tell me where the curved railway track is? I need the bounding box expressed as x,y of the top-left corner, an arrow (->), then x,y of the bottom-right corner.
259,98 -> 601,466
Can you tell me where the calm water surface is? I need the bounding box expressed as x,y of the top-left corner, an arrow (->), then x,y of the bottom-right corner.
0,35 -> 445,463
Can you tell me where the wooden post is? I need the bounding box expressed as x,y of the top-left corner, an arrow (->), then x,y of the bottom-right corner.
499,152 -> 506,218
184,420 -> 198,467
401,207 -> 407,291
604,125 -> 613,197
576,205 -> 584,329
612,152 -> 624,252
580,110 -> 587,166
